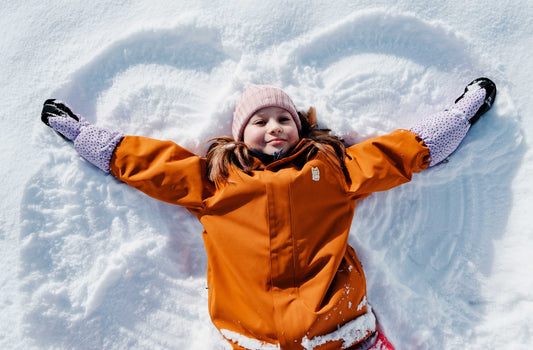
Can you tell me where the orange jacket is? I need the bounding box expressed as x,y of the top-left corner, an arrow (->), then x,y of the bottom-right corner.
110,129 -> 429,349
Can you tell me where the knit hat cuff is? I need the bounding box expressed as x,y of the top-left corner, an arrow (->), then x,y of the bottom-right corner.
232,85 -> 300,140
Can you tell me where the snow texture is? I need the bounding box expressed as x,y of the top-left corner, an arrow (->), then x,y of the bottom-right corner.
1,1 -> 532,349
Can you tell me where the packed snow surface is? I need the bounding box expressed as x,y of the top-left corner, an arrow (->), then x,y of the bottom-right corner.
1,1 -> 532,349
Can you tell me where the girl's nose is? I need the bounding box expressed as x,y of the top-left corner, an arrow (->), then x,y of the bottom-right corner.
268,123 -> 282,134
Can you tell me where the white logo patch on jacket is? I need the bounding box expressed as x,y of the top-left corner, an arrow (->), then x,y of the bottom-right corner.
311,167 -> 320,181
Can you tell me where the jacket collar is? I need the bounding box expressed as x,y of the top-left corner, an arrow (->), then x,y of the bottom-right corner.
250,139 -> 315,170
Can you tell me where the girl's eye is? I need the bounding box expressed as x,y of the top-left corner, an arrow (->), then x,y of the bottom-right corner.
253,120 -> 266,126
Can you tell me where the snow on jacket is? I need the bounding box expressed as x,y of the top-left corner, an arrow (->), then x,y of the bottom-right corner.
109,129 -> 429,350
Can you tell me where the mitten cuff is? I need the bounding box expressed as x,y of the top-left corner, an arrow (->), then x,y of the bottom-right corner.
409,110 -> 470,167
74,125 -> 124,172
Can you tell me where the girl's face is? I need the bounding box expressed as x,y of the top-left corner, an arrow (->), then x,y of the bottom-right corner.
243,106 -> 300,155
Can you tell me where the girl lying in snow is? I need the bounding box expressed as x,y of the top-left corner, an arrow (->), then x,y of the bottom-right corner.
41,78 -> 496,350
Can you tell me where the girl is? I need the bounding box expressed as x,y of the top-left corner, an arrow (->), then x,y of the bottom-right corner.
41,79 -> 496,350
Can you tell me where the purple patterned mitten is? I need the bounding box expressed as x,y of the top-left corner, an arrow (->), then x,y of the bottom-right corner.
48,114 -> 89,140
42,99 -> 124,173
42,99 -> 88,141
409,78 -> 495,167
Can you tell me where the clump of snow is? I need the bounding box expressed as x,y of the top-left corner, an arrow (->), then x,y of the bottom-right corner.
302,307 -> 376,350
357,297 -> 367,312
220,329 -> 279,350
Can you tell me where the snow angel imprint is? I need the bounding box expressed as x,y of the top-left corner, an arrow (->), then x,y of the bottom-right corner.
41,79 -> 496,350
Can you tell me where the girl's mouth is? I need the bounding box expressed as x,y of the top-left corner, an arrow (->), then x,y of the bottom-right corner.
267,138 -> 286,144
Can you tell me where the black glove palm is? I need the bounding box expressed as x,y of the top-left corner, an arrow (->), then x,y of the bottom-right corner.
41,99 -> 86,141
41,99 -> 80,126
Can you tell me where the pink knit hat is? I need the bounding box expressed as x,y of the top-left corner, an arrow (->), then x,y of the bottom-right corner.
232,85 -> 301,141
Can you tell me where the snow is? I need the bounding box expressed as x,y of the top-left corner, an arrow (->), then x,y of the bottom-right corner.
301,306 -> 376,350
1,1 -> 532,349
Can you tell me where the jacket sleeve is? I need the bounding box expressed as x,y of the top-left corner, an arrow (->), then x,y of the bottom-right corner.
109,135 -> 214,211
344,129 -> 430,198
